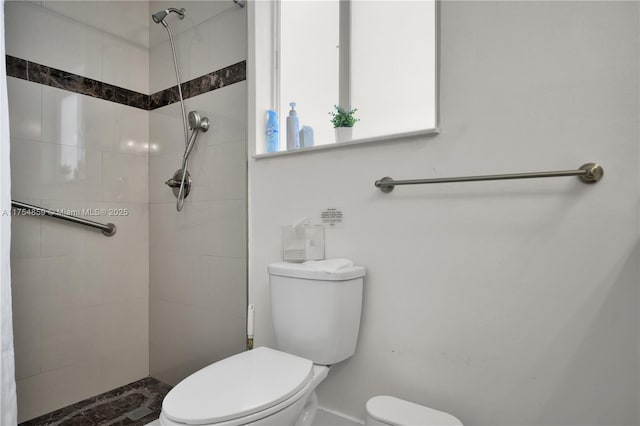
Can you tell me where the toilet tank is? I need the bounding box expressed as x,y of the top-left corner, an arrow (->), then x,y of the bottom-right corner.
268,260 -> 365,365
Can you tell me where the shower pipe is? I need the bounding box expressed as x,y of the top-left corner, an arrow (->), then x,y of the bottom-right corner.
375,163 -> 604,193
11,200 -> 116,237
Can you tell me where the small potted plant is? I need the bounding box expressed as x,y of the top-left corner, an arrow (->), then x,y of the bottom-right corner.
329,105 -> 359,142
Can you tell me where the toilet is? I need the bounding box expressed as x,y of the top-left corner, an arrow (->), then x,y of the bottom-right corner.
365,396 -> 463,426
158,259 -> 366,426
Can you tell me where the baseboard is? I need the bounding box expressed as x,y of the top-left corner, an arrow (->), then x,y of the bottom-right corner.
315,406 -> 365,425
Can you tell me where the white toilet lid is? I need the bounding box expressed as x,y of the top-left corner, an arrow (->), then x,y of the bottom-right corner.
366,396 -> 463,426
162,347 -> 313,425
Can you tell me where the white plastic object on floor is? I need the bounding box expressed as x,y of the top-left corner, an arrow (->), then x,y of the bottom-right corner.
365,396 -> 463,426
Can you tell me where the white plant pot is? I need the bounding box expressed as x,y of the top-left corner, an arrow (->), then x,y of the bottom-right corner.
335,127 -> 353,143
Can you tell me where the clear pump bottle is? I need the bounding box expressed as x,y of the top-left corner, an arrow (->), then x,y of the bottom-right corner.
286,102 -> 300,150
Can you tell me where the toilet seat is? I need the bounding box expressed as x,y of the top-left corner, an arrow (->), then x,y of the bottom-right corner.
162,347 -> 314,425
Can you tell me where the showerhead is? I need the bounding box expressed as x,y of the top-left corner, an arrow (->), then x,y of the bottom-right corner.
152,7 -> 185,25
151,10 -> 168,24
188,111 -> 210,132
188,111 -> 201,130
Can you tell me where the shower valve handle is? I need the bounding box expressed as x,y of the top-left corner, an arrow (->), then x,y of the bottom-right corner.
165,169 -> 192,200
165,178 -> 181,188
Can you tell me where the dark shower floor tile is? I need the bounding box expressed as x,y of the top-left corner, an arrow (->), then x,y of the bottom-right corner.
20,377 -> 172,426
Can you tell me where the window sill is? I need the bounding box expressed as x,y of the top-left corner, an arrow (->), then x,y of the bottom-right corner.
253,128 -> 439,159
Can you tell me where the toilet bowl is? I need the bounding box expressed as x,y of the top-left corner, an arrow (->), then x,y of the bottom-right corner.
365,396 -> 463,426
158,260 -> 366,426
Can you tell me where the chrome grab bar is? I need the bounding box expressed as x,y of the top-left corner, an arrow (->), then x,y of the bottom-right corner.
11,200 -> 116,237
375,163 -> 603,193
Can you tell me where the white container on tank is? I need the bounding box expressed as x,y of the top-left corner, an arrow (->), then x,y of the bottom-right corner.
268,259 -> 365,365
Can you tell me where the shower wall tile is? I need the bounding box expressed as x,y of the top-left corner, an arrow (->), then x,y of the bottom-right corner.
207,200 -> 247,258
208,257 -> 247,319
206,6 -> 247,78
100,254 -> 148,304
12,313 -> 41,360
40,336 -> 98,373
149,24 -> 210,94
10,259 -> 50,318
14,347 -> 41,382
46,257 -> 103,311
16,358 -> 102,422
147,82 -> 246,163
149,0 -> 236,48
149,297 -> 245,386
102,152 -> 150,203
4,1 -> 103,82
39,201 -> 149,259
149,200 -> 246,259
97,1 -> 150,48
204,139 -> 247,200
100,343 -> 149,392
6,1 -> 150,92
149,151 -> 186,204
40,85 -> 149,155
6,78 -> 41,142
148,102 -> 184,156
112,104 -> 150,156
102,33 -> 149,94
41,85 -> 114,152
186,82 -> 247,147
10,208 -> 41,259
148,5 -> 245,93
150,250 -> 214,309
10,138 -> 103,202
44,1 -> 150,48
97,298 -> 148,355
149,201 -> 213,255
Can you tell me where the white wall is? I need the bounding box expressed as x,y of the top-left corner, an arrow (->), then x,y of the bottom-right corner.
5,1 -> 150,421
248,1 -> 639,424
148,2 -> 248,386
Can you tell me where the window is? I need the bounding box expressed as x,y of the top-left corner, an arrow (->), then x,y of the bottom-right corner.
249,0 -> 438,156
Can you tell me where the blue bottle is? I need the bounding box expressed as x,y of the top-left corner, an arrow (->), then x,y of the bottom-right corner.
286,102 -> 300,150
266,110 -> 279,153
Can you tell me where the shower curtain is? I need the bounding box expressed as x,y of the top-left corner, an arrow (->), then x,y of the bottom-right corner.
0,0 -> 17,424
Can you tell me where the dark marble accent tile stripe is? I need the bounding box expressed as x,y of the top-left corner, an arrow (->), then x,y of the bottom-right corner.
6,55 -> 27,80
27,61 -> 104,100
5,55 -> 150,110
102,84 -> 150,110
5,55 -> 246,111
149,60 -> 246,110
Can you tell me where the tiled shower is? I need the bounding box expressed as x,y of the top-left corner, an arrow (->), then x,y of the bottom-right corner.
4,1 -> 247,422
